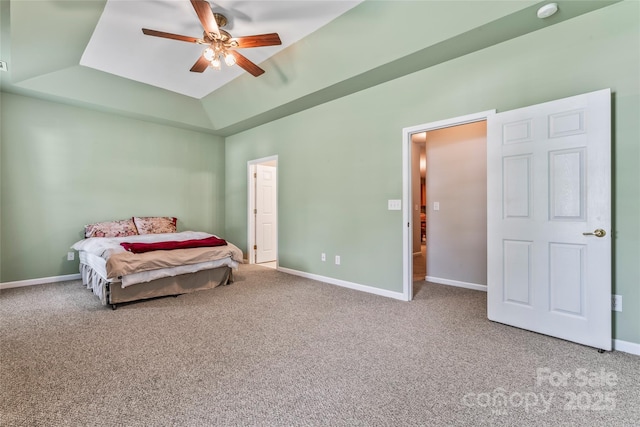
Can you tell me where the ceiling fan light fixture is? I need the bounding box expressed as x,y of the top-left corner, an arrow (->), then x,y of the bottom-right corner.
203,47 -> 215,61
224,52 -> 236,67
210,56 -> 221,69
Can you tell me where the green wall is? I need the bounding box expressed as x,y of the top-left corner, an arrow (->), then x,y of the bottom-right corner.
225,2 -> 639,344
0,93 -> 225,282
0,91 -> 3,279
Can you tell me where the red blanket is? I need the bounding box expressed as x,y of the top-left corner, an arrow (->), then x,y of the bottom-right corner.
120,236 -> 228,254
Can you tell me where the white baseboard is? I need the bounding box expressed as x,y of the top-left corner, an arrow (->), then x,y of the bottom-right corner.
277,267 -> 407,301
613,339 -> 640,356
426,276 -> 487,292
0,273 -> 81,290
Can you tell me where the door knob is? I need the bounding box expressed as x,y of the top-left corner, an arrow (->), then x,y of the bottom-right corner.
583,229 -> 606,238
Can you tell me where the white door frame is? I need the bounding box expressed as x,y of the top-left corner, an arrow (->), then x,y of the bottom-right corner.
247,155 -> 279,265
401,110 -> 496,301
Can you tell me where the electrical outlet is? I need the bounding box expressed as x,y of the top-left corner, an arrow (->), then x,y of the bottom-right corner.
335,255 -> 341,265
67,252 -> 75,261
321,253 -> 326,262
612,295 -> 622,312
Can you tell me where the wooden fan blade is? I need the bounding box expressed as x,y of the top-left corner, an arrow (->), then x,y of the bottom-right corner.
228,51 -> 264,77
190,55 -> 210,73
142,28 -> 202,44
190,0 -> 220,38
231,33 -> 282,49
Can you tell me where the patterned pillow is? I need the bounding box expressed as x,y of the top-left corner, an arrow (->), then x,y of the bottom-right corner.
133,216 -> 177,235
84,219 -> 139,238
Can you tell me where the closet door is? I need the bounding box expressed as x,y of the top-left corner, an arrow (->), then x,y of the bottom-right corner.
255,164 -> 277,263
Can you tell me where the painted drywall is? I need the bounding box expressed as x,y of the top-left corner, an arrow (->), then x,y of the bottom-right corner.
205,0 -> 539,131
426,122 -> 487,286
225,2 -> 639,344
0,91 -> 3,278
2,0 -> 215,133
0,92 -> 225,282
0,1 -> 5,281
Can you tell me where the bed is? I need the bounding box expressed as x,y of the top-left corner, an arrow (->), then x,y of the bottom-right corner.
71,217 -> 244,309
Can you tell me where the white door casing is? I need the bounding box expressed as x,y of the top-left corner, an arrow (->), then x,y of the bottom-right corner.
487,89 -> 611,350
255,164 -> 277,264
402,111 -> 496,301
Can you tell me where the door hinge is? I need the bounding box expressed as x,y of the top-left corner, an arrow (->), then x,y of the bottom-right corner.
254,172 -> 257,178
254,209 -> 257,214
254,245 -> 257,250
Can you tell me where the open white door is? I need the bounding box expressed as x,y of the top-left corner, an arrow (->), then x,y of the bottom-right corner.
487,89 -> 611,350
255,164 -> 277,264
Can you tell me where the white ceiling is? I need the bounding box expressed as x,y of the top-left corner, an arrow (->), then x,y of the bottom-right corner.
80,0 -> 362,99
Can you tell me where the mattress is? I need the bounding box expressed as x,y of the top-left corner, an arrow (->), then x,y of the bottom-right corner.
79,250 -> 239,288
74,231 -> 244,304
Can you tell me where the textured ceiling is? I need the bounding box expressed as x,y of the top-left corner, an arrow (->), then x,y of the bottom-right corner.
81,1 -> 362,98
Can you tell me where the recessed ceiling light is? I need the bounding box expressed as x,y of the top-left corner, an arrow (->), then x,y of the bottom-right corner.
537,3 -> 559,19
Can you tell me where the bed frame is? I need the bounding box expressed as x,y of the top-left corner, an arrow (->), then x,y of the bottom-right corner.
82,264 -> 233,310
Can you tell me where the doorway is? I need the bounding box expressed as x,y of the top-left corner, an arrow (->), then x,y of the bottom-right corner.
248,156 -> 278,268
402,110 -> 496,301
411,122 -> 489,292
411,133 -> 427,283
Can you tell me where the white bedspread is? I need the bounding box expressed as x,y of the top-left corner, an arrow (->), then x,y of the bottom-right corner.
72,231 -> 215,258
72,231 -> 241,288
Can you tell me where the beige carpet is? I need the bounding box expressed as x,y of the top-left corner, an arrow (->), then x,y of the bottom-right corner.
1,264 -> 638,426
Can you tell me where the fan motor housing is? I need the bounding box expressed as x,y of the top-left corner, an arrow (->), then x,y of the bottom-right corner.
213,13 -> 228,28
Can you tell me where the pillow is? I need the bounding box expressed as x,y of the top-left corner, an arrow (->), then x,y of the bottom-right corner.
84,219 -> 139,238
132,216 -> 177,235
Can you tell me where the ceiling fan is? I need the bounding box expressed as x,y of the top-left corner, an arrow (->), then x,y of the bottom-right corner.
142,0 -> 282,77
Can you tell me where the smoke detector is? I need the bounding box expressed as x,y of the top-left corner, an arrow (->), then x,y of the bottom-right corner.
537,3 -> 559,19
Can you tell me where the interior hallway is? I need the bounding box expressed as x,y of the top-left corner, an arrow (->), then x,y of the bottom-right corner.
413,244 -> 426,281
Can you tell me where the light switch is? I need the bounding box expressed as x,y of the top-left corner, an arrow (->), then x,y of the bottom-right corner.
388,199 -> 402,210
433,202 -> 440,211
